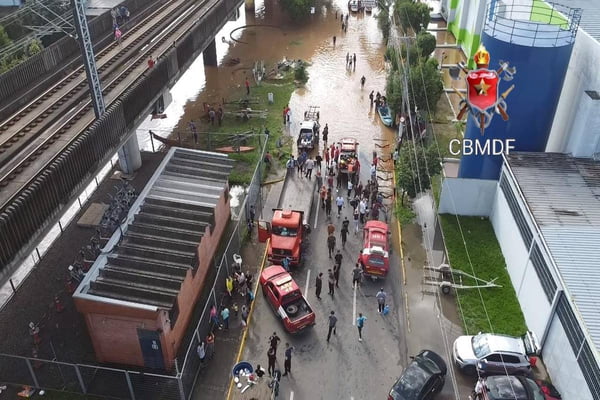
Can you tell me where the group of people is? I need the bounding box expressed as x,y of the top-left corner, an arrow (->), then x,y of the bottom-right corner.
202,103 -> 225,126
368,90 -> 388,109
111,6 -> 130,46
346,52 -> 357,70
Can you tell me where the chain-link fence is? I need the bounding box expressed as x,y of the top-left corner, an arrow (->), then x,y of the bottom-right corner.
0,136 -> 268,399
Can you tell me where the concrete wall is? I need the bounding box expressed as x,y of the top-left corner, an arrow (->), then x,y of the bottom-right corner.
438,178 -> 497,216
489,181 -> 551,339
547,30 -> 600,155
543,314 -> 594,400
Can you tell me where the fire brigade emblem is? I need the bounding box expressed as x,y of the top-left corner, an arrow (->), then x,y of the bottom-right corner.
454,45 -> 517,134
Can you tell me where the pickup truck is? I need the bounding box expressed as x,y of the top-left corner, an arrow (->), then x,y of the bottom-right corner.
260,265 -> 316,333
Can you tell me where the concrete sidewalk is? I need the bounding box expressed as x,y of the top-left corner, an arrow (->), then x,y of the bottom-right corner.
403,192 -> 474,399
192,169 -> 287,399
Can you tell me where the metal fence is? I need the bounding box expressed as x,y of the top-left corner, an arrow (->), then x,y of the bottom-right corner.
0,136 -> 268,399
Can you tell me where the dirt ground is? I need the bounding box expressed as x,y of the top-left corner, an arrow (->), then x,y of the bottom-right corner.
0,151 -> 165,364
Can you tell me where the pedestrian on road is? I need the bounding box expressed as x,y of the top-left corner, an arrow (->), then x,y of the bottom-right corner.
328,269 -> 335,296
269,332 -> 281,351
340,224 -> 348,248
359,199 -> 367,224
210,305 -> 221,330
336,194 -> 345,217
249,205 -> 256,224
315,272 -> 323,300
206,333 -> 215,360
322,123 -> 329,143
327,311 -> 338,342
305,158 -> 314,179
352,263 -> 362,287
226,276 -> 234,297
245,78 -> 250,95
333,35 -> 336,46
316,154 -> 323,170
347,180 -> 353,198
283,343 -> 295,376
327,222 -> 336,236
357,313 -> 367,341
334,249 -> 343,268
316,169 -> 323,189
325,195 -> 332,218
221,307 -> 230,329
327,234 -> 336,258
267,347 -> 276,377
376,288 -> 387,313
333,262 -> 341,288
241,305 -> 248,328
356,182 -> 363,198
197,341 -> 206,363
336,171 -> 342,189
320,186 -> 327,209
353,207 -> 360,234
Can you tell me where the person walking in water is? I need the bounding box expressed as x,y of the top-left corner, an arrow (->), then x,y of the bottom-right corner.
346,52 -> 350,65
333,35 -> 336,46
369,90 -> 374,106
245,77 -> 250,95
360,76 -> 366,88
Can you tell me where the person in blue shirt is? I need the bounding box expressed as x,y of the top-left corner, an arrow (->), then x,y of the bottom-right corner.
282,256 -> 290,272
356,313 -> 367,342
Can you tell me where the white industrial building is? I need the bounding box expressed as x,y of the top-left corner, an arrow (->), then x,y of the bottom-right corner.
439,153 -> 600,399
546,0 -> 600,156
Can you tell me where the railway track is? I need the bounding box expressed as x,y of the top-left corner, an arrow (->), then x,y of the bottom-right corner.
0,0 -> 217,207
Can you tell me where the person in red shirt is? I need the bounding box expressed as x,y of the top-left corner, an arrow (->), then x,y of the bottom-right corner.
147,56 -> 155,69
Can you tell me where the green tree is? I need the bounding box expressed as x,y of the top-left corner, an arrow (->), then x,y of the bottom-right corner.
376,0 -> 392,43
400,44 -> 420,66
396,142 -> 442,200
281,0 -> 312,19
395,1 -> 431,34
416,31 -> 436,58
0,25 -> 11,48
385,70 -> 403,115
27,39 -> 43,56
294,62 -> 309,83
408,57 -> 443,115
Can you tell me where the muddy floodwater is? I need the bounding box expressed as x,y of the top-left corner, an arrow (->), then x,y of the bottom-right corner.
138,0 -> 397,174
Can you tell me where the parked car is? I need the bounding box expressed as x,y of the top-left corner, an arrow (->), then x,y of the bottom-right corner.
478,375 -> 561,400
453,331 -> 540,376
388,349 -> 447,400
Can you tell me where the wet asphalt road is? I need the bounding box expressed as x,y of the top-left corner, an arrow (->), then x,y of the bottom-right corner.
239,161 -> 409,400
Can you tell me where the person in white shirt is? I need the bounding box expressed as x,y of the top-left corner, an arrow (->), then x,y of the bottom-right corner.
335,195 -> 345,218
359,199 -> 367,223
347,180 -> 353,198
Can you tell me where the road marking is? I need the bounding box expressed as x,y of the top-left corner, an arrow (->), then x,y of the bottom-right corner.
305,269 -> 311,295
352,283 -> 357,326
313,196 -> 319,229
404,291 -> 411,333
290,391 -> 294,400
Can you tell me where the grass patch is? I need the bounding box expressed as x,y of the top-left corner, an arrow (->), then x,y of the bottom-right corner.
395,198 -> 416,225
439,214 -> 527,336
184,73 -> 296,185
431,173 -> 442,206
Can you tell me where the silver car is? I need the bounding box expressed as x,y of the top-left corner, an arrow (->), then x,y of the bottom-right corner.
453,331 -> 540,376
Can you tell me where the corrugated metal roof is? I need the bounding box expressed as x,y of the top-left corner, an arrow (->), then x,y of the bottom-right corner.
76,148 -> 234,310
556,0 -> 600,42
506,152 -> 600,350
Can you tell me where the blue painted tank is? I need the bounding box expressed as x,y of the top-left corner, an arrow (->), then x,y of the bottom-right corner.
458,2 -> 581,180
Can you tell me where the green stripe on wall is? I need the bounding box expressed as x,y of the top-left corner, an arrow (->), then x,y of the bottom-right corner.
450,0 -> 460,9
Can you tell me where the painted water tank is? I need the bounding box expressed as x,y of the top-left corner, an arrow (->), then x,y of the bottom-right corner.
458,1 -> 581,180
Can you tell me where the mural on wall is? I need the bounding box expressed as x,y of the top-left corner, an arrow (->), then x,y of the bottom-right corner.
454,45 -> 517,134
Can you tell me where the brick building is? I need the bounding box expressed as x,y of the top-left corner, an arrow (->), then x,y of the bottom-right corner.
74,148 -> 233,370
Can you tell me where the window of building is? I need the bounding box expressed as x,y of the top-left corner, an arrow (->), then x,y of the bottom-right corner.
555,293 -> 600,398
500,174 -> 533,248
530,242 -> 557,302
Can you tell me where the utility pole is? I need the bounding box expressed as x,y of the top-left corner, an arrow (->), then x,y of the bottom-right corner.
72,0 -> 105,119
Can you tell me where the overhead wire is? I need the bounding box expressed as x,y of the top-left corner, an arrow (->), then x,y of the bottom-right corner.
396,4 -> 521,399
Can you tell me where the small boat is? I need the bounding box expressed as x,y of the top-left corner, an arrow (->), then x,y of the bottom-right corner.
377,105 -> 393,127
215,146 -> 255,153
